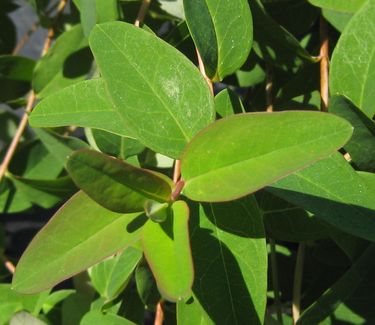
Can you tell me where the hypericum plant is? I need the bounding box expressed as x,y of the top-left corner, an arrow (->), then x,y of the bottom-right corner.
1,0 -> 375,324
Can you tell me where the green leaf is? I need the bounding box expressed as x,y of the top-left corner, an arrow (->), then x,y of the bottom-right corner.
135,262 -> 160,308
142,200 -> 193,301
257,191 -> 332,242
34,129 -> 89,166
42,290 -> 75,314
29,79 -> 135,138
181,111 -> 353,202
12,191 -> 144,294
11,175 -> 77,209
81,310 -> 136,325
297,244 -> 375,325
308,0 -> 365,13
330,1 -> 375,118
329,95 -> 375,172
67,149 -> 173,213
89,129 -> 145,159
89,21 -> 215,158
0,178 -> 32,214
32,24 -> 93,98
0,55 -> 35,101
61,293 -> 91,325
144,200 -> 171,223
215,88 -> 245,118
178,196 -> 267,324
10,140 -> 63,180
0,55 -> 35,81
0,284 -> 49,325
268,154 -> 375,242
322,8 -> 353,32
183,0 -> 253,80
89,246 -> 142,301
250,0 -> 316,69
80,0 -> 119,37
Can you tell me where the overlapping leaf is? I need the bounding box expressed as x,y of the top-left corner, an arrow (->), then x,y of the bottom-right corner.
31,22 -> 215,158
183,0 -> 253,80
268,154 -> 375,242
181,111 -> 352,202
12,192 -> 144,294
330,0 -> 375,118
142,200 -> 193,302
32,24 -> 92,98
67,149 -> 173,213
329,95 -> 375,172
178,197 -> 267,324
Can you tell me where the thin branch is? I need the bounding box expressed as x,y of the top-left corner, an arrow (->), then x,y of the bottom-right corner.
173,159 -> 181,183
12,22 -> 39,55
1,254 -> 16,274
265,63 -> 274,112
0,0 -> 69,182
154,301 -> 164,325
0,92 -> 36,181
196,48 -> 214,95
135,0 -> 152,27
320,16 -> 329,112
292,243 -> 306,324
270,239 -> 283,324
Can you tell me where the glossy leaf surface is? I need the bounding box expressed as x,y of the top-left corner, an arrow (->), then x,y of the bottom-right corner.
330,1 -> 375,118
183,0 -> 253,80
181,111 -> 353,202
12,192 -> 144,293
89,22 -> 215,158
268,154 -> 375,242
142,200 -> 193,302
67,149 -> 173,213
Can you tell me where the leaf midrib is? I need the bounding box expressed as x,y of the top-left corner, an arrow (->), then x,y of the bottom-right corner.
184,129 -> 348,185
77,158 -> 170,202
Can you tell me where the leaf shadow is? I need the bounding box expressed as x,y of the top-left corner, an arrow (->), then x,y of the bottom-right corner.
187,202 -> 263,325
202,195 -> 265,239
126,213 -> 148,233
266,188 -> 375,242
63,47 -> 93,79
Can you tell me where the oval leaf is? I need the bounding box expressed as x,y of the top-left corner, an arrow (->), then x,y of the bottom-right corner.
67,149 -> 173,213
142,200 -> 193,302
12,191 -> 144,294
330,0 -> 375,118
181,111 -> 353,202
183,0 -> 253,81
89,21 -> 215,158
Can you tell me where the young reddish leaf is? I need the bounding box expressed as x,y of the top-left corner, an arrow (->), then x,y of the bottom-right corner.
67,149 -> 174,213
